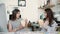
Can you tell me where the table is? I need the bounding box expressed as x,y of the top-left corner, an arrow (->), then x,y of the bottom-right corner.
0,31 -> 58,34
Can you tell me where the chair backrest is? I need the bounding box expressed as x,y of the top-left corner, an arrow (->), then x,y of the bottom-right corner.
0,3 -> 8,32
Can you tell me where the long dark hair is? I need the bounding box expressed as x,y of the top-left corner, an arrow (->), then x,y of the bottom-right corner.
44,8 -> 54,26
10,9 -> 20,21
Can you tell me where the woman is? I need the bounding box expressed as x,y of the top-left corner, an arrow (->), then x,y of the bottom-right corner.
7,9 -> 27,32
38,8 -> 58,32
43,8 -> 58,32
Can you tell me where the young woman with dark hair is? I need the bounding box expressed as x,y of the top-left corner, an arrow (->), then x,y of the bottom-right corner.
44,8 -> 54,27
10,9 -> 20,20
43,8 -> 58,32
7,9 -> 27,32
38,8 -> 58,32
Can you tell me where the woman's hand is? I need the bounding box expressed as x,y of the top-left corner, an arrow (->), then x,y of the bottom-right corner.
38,20 -> 44,27
25,19 -> 28,27
21,19 -> 28,28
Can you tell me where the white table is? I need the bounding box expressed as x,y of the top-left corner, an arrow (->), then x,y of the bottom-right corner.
0,31 -> 58,34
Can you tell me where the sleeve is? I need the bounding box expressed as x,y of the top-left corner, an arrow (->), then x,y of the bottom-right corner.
51,21 -> 58,31
52,21 -> 58,27
7,20 -> 12,30
8,20 -> 12,27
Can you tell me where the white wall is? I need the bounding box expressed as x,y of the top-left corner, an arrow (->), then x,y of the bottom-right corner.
14,0 -> 47,22
0,0 -> 46,22
19,0 -> 38,22
0,0 -> 59,22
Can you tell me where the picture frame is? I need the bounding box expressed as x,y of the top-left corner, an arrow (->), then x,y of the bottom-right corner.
18,0 -> 26,7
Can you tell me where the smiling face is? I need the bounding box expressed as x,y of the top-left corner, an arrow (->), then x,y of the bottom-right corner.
44,11 -> 47,18
16,11 -> 20,19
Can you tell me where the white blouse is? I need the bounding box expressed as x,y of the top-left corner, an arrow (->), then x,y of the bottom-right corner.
43,20 -> 58,32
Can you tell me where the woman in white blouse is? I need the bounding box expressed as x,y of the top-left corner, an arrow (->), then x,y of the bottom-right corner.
38,8 -> 58,33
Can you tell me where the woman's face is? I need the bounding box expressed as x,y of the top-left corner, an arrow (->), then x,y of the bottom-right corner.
44,12 -> 47,18
16,11 -> 20,19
